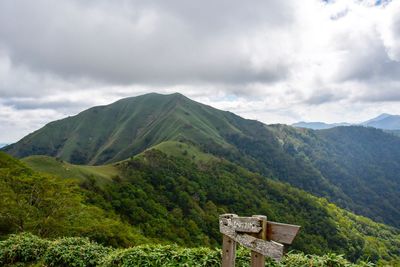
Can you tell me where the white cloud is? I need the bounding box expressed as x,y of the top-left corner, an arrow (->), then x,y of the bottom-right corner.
1,0 -> 400,142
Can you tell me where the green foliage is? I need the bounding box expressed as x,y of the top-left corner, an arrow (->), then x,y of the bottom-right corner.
267,125 -> 400,228
101,245 -> 219,266
0,233 -> 49,265
0,151 -> 148,247
281,252 -> 375,267
3,93 -> 239,165
83,149 -> 400,263
4,93 -> 400,231
0,167 -> 84,237
0,234 -> 376,267
3,149 -> 398,263
44,237 -> 112,267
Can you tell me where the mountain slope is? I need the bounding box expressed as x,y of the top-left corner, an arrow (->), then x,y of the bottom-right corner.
292,121 -> 350,129
4,93 -> 243,165
268,125 -> 400,227
362,114 -> 400,130
4,93 -> 400,229
0,151 -> 148,247
22,155 -> 118,186
22,147 -> 400,263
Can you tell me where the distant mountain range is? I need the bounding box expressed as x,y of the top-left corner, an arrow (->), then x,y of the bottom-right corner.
293,113 -> 400,130
0,143 -> 8,148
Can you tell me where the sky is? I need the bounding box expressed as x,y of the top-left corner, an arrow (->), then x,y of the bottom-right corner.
1,0 -> 400,143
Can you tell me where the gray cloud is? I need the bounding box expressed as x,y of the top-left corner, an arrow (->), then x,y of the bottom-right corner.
353,81 -> 400,102
0,0 -> 293,86
305,90 -> 346,105
0,97 -> 90,111
1,0 -> 400,142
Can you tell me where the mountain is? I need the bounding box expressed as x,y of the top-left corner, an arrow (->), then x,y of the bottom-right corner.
0,143 -> 7,148
4,93 -> 243,165
3,93 -> 400,229
362,113 -> 400,130
292,121 -> 350,129
293,113 -> 400,130
20,147 -> 400,263
362,113 -> 392,125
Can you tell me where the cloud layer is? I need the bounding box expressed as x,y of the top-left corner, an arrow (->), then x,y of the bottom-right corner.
1,0 -> 400,142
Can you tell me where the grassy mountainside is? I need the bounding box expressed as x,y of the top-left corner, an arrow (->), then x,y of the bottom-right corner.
4,93 -> 241,165
22,155 -> 118,186
3,93 -> 400,229
23,145 -> 400,264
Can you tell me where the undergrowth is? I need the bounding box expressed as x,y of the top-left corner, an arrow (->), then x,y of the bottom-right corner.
0,233 -> 380,267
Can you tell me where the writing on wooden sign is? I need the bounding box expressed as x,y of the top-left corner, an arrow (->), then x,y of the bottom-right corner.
219,213 -> 300,267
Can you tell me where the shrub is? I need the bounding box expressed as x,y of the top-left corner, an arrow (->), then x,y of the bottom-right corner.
101,244 -> 219,266
281,252 -> 375,267
100,245 -> 263,267
0,233 -> 49,265
44,237 -> 112,267
0,233 -> 376,267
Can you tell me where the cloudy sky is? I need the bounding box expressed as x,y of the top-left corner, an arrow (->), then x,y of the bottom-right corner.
1,0 -> 400,143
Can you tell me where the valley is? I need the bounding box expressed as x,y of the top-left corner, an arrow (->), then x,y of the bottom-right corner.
1,93 -> 400,265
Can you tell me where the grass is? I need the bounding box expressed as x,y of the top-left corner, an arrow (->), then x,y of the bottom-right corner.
22,155 -> 118,186
150,141 -> 217,164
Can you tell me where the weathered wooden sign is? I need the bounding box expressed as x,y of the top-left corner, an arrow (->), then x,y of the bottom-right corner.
219,213 -> 300,267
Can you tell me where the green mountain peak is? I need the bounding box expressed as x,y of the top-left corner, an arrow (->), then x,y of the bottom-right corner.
4,93 -> 239,165
4,93 -> 400,231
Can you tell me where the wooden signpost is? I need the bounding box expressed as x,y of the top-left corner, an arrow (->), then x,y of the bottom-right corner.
219,214 -> 300,267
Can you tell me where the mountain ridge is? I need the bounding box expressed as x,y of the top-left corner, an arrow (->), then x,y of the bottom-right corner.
293,113 -> 400,130
3,93 -> 400,229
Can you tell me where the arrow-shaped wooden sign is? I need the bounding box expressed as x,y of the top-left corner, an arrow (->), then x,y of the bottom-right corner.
219,213 -> 300,266
267,221 -> 300,245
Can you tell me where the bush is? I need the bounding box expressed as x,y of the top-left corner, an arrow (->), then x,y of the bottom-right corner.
101,244 -> 225,266
0,232 -> 49,265
100,245 -> 267,267
281,252 -> 375,267
0,233 -> 376,267
44,237 -> 112,267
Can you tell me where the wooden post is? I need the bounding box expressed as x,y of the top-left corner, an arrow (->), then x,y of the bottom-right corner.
221,214 -> 238,267
219,213 -> 300,266
251,215 -> 267,267
222,234 -> 236,267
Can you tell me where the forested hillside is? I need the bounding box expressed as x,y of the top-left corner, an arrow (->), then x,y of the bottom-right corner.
267,125 -> 400,227
4,93 -> 400,229
19,146 -> 400,264
0,152 -> 148,247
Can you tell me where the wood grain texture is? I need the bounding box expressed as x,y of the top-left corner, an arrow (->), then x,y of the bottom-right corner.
251,251 -> 265,267
219,214 -> 296,262
251,215 -> 267,267
267,221 -> 301,245
220,223 -> 284,261
222,234 -> 236,267
220,216 -> 263,233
